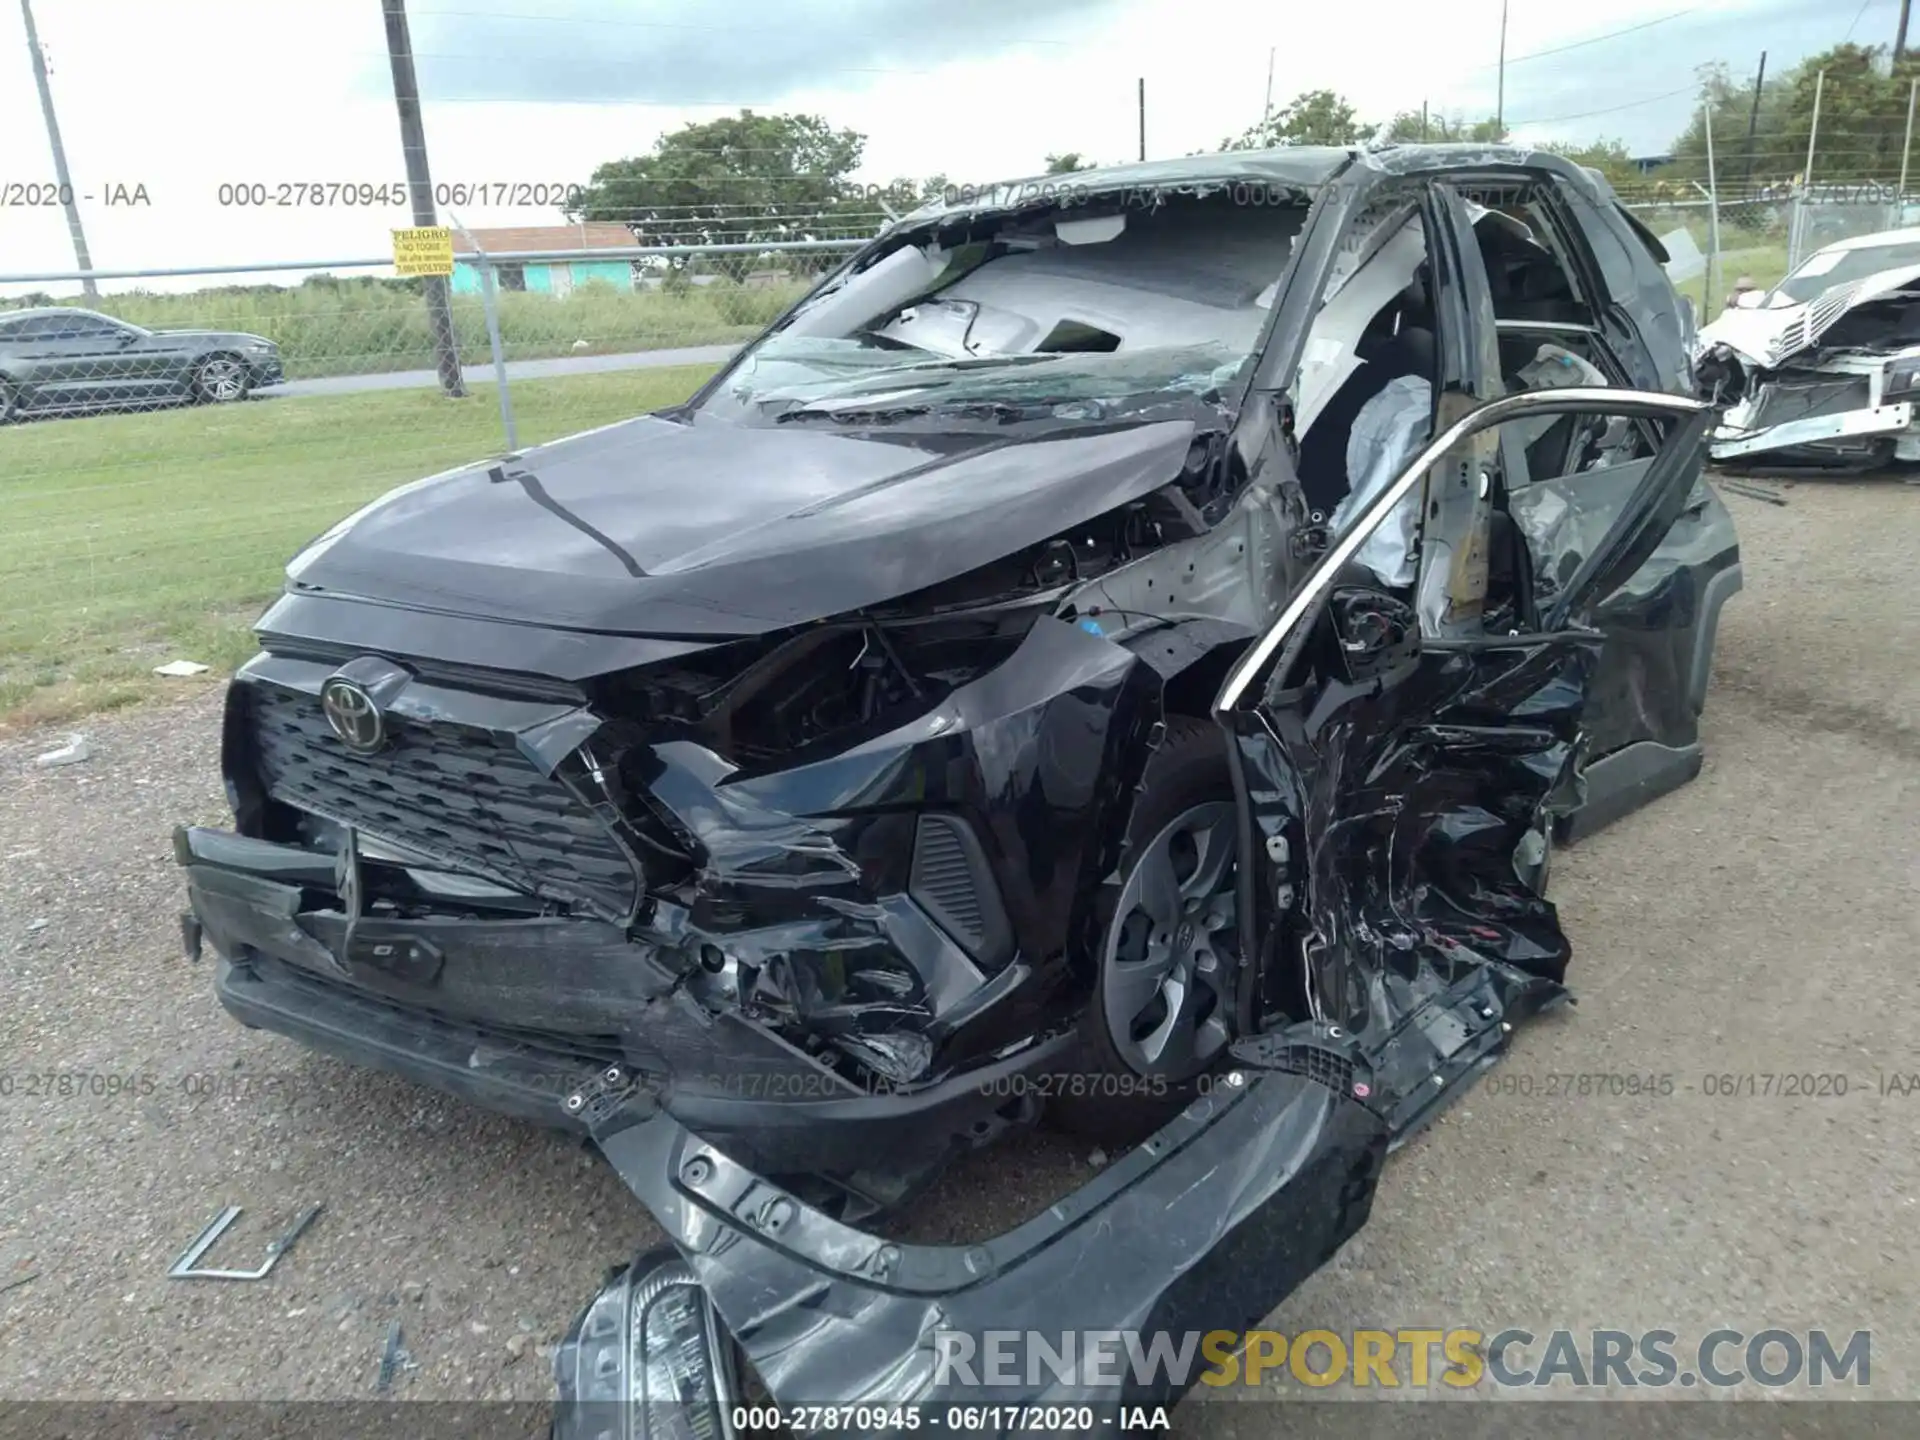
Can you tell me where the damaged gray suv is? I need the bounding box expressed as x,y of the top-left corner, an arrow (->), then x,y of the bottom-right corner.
175,144 -> 1740,1432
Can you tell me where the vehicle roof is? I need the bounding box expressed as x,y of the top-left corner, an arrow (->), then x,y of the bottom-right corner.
909,143 -> 1592,223
0,306 -> 117,321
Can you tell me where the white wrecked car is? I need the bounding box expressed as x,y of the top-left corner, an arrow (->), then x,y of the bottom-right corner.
1696,227 -> 1920,470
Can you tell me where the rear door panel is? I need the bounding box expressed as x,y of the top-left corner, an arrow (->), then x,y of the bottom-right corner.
1440,176 -> 1742,832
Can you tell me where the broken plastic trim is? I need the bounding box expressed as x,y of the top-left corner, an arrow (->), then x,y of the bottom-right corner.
559,953 -> 1576,1433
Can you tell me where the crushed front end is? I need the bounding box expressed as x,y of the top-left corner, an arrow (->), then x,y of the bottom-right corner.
1704,343 -> 1920,470
1698,262 -> 1920,471
548,631 -> 1598,1439
178,597 -> 1178,1183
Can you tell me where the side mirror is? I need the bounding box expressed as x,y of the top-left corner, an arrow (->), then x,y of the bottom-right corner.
1329,588 -> 1420,687
119,329 -> 140,344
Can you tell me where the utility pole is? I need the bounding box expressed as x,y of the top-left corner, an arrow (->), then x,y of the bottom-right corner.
1421,99 -> 1429,142
1495,0 -> 1509,133
1741,51 -> 1767,187
19,0 -> 97,297
382,0 -> 464,398
1702,102 -> 1722,317
1901,75 -> 1917,199
1263,47 -> 1274,127
1137,77 -> 1146,161
1898,0 -> 1911,62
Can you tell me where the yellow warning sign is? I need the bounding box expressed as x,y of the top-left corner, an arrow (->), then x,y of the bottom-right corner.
391,226 -> 454,276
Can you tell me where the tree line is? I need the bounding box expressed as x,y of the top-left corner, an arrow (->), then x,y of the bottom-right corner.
564,43 -> 1917,246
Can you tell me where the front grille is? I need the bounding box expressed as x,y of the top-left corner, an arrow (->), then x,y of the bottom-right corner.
911,814 -> 986,951
1748,374 -> 1871,430
249,682 -> 638,920
908,812 -> 1012,967
1771,279 -> 1869,364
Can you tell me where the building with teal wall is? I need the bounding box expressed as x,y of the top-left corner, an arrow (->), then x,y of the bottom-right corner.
449,223 -> 638,296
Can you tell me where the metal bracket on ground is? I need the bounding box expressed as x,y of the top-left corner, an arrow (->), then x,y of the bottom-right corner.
167,1203 -> 323,1280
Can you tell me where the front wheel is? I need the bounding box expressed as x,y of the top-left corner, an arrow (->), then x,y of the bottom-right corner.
1050,719 -> 1241,1145
0,378 -> 17,423
192,354 -> 251,404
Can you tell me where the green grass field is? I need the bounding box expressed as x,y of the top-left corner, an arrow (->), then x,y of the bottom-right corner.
64,279 -> 806,380
1673,242 -> 1793,314
0,366 -> 716,728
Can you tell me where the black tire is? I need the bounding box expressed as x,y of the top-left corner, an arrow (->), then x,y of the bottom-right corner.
1050,717 -> 1240,1146
192,352 -> 251,405
0,377 -> 17,424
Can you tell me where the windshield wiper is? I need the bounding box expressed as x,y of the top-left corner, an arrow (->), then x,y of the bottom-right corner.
771,401 -> 1059,428
774,396 -> 1091,426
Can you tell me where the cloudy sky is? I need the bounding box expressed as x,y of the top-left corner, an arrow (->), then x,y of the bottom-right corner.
0,0 -> 1897,292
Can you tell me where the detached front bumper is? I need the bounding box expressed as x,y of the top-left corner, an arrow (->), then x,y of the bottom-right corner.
552,954 -> 1564,1438
555,1062 -> 1390,1437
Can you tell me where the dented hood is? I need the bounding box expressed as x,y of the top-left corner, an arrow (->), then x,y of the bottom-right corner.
284,410 -> 1197,637
1698,259 -> 1920,369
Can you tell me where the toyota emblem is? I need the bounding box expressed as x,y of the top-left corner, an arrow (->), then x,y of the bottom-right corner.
320,676 -> 387,754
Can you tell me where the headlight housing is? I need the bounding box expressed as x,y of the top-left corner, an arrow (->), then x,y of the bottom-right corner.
553,1249 -> 738,1440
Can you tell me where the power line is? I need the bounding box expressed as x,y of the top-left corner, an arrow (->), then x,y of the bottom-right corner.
1479,9 -> 1697,72
1507,83 -> 1699,129
420,94 -> 933,106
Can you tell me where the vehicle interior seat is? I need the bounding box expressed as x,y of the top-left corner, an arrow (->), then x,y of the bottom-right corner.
1498,331 -> 1583,482
1477,209 -> 1582,324
1295,310 -> 1437,517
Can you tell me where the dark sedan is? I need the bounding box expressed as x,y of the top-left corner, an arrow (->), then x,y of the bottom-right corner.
0,306 -> 282,421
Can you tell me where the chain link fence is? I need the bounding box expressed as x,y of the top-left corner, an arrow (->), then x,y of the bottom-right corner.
0,237 -> 863,722
1611,90 -> 1920,316
1618,181 -> 1917,316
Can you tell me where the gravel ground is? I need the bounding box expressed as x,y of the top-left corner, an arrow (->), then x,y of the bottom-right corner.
1,475 -> 1915,1421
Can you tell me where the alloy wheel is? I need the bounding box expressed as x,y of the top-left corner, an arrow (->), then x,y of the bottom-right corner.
1100,799 -> 1238,1080
198,357 -> 246,402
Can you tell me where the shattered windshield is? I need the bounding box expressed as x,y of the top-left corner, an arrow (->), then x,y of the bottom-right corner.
1772,240 -> 1920,303
693,188 -> 1305,426
706,336 -> 1250,424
